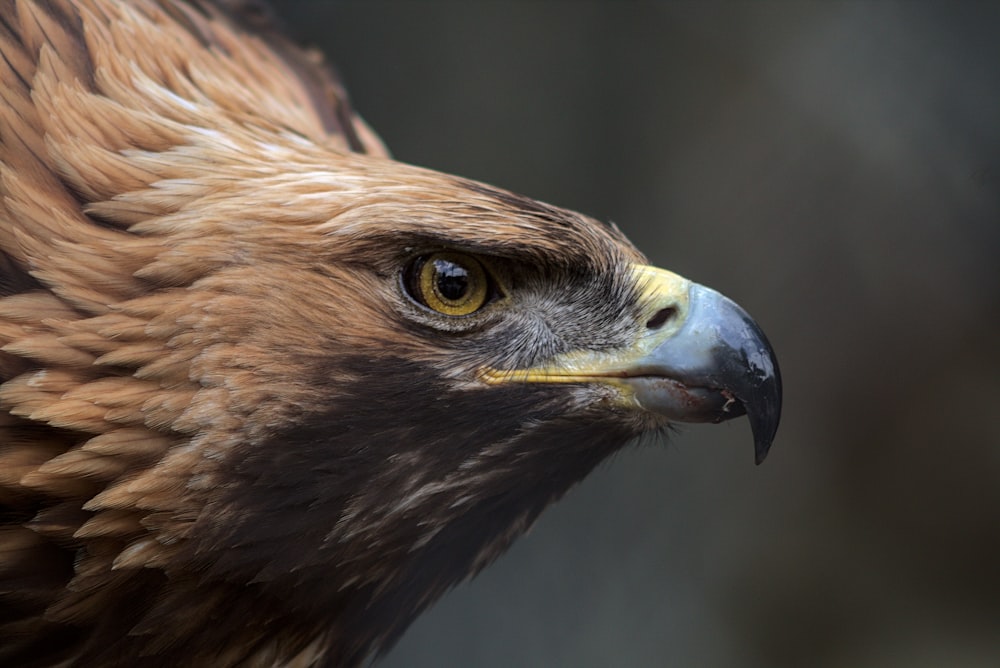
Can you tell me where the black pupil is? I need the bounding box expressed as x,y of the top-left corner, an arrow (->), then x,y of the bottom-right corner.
433,259 -> 470,301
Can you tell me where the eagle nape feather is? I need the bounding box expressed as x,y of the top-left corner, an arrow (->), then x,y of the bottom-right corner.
0,1 -> 781,666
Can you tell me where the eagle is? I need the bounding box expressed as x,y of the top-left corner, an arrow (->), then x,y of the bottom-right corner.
0,1 -> 781,666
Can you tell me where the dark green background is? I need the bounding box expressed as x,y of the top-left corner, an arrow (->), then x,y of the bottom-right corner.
278,3 -> 1000,666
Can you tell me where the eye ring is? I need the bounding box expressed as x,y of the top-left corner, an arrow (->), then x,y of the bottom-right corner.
405,252 -> 491,316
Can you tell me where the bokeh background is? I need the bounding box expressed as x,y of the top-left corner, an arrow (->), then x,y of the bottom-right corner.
278,2 -> 1000,666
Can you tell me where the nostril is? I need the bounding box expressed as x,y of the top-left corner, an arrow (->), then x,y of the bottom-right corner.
646,306 -> 677,330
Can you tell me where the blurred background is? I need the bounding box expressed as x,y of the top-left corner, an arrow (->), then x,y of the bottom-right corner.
279,2 -> 1000,666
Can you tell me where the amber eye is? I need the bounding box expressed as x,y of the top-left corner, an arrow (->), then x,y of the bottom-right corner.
406,252 -> 490,316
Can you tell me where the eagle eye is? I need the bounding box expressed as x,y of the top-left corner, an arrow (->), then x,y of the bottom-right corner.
405,252 -> 491,316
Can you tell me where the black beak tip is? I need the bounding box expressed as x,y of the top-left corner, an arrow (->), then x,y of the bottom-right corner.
754,439 -> 771,466
725,302 -> 782,467
748,367 -> 781,466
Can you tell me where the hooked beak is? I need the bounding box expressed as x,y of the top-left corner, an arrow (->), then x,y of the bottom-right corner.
480,265 -> 782,464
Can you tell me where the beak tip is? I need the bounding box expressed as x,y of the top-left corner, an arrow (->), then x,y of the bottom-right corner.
754,440 -> 771,465
748,387 -> 780,466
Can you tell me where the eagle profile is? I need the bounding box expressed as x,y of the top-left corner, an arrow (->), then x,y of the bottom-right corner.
0,1 -> 781,666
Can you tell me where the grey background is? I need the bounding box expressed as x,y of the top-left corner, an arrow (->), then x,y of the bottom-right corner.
277,2 -> 1000,666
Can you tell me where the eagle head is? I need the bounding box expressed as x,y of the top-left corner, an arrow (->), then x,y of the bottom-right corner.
0,1 -> 780,665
